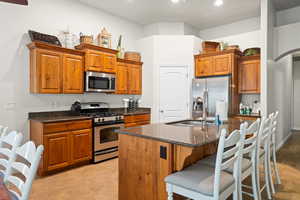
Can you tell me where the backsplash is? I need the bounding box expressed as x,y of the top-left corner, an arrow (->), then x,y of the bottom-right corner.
241,94 -> 260,107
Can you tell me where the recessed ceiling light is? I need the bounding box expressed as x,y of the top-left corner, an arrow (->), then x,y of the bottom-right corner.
170,0 -> 186,4
214,0 -> 223,7
171,0 -> 181,4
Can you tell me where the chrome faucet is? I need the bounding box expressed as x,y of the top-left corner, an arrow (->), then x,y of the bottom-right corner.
202,89 -> 208,124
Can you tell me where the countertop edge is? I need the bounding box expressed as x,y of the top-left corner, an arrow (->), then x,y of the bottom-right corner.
29,116 -> 93,123
28,107 -> 151,123
116,128 -> 199,148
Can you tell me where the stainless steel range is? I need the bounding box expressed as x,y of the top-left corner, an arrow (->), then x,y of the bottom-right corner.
79,102 -> 124,163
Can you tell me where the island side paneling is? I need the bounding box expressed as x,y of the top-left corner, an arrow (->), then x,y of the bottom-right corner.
119,134 -> 218,200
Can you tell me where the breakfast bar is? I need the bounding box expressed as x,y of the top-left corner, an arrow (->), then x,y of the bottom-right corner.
117,118 -> 251,200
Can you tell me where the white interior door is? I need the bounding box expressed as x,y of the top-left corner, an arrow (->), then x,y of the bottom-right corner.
159,66 -> 189,123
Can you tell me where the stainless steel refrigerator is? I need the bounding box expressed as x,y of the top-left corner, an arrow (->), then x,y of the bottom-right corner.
192,76 -> 230,120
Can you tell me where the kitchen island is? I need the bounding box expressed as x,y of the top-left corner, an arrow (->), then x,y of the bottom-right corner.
117,118 -> 252,200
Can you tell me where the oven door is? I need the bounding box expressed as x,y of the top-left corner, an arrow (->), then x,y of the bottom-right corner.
86,72 -> 115,92
94,123 -> 124,152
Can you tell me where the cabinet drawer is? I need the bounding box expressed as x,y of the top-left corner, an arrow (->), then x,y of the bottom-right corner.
124,114 -> 150,123
125,121 -> 150,128
44,120 -> 92,134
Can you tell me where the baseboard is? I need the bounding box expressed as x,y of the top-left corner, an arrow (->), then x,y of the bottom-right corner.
292,127 -> 300,131
276,131 -> 293,151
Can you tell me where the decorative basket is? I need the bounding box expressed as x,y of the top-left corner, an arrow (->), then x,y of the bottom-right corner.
124,52 -> 141,62
202,41 -> 220,54
243,48 -> 261,56
80,35 -> 93,44
226,45 -> 240,51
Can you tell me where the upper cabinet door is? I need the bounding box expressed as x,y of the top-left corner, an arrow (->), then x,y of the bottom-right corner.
238,59 -> 260,94
102,53 -> 116,73
195,57 -> 213,77
128,64 -> 142,95
85,50 -> 104,72
115,62 -> 128,94
63,54 -> 84,94
213,54 -> 232,75
37,49 -> 62,93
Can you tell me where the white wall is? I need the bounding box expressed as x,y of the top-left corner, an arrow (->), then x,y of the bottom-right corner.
269,55 -> 293,148
199,17 -> 260,40
209,30 -> 261,52
293,59 -> 300,130
274,22 -> 300,58
143,22 -> 199,37
138,35 -> 201,123
276,6 -> 300,27
0,0 -> 144,140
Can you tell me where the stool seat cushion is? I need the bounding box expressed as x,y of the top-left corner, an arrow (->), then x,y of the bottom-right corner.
165,164 -> 234,196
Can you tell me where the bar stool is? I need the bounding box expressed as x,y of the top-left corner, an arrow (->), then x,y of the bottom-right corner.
256,117 -> 273,200
197,119 -> 261,200
0,131 -> 23,179
5,141 -> 44,200
164,125 -> 246,200
268,111 -> 281,195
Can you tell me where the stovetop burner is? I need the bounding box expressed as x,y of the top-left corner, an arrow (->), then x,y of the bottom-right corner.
82,112 -> 119,118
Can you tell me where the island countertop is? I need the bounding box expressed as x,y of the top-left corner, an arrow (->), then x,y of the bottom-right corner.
117,118 -> 252,147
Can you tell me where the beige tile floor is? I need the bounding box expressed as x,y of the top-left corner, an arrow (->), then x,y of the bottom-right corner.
30,132 -> 300,200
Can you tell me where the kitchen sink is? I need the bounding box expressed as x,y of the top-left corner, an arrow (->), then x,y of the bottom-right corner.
166,120 -> 216,127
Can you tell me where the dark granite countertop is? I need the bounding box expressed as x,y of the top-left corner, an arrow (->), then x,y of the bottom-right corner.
28,108 -> 151,123
116,118 -> 253,147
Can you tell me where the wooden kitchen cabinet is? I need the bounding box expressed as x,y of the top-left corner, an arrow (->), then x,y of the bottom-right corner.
115,62 -> 128,94
35,49 -> 62,93
128,64 -> 142,95
85,50 -> 104,72
75,43 -> 118,74
63,54 -> 84,93
124,114 -> 151,128
70,129 -> 92,164
194,49 -> 240,78
238,55 -> 260,94
102,53 -> 116,73
195,56 -> 213,77
30,119 -> 92,176
213,54 -> 232,75
116,59 -> 143,95
44,132 -> 70,171
28,42 -> 84,94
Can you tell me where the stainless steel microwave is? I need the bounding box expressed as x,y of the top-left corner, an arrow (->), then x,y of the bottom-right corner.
85,71 -> 116,93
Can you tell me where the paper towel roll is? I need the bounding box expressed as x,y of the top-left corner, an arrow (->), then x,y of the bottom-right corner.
216,100 -> 228,121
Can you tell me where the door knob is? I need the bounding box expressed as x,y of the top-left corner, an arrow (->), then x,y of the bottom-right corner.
160,110 -> 164,113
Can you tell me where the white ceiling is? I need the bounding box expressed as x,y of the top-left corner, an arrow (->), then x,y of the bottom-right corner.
78,0 -> 260,30
77,0 -> 300,30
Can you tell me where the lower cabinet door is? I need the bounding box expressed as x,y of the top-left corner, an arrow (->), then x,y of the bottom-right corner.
70,129 -> 92,163
44,132 -> 70,171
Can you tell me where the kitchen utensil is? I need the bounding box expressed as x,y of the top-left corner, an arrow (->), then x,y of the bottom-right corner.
71,101 -> 81,113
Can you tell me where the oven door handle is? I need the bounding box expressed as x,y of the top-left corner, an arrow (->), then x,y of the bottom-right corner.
94,123 -> 124,130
